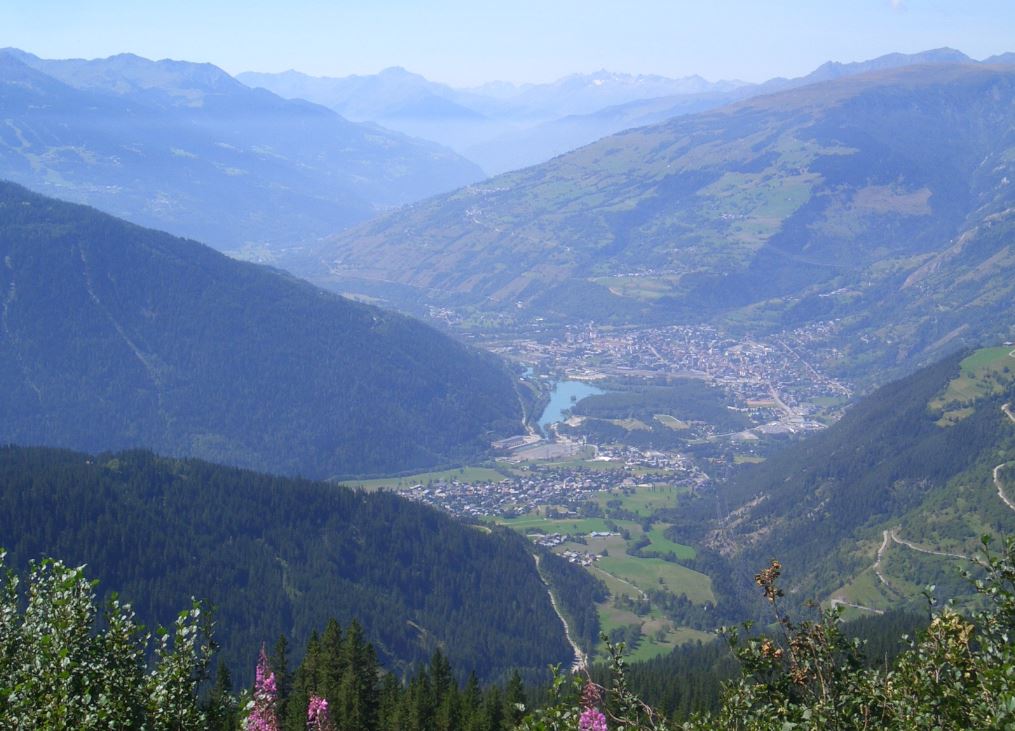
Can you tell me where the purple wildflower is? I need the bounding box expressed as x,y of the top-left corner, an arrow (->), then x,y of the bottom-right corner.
246,645 -> 279,731
307,693 -> 334,731
579,706 -> 608,731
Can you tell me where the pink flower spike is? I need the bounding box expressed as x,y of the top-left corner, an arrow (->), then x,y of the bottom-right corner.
307,693 -> 334,731
579,706 -> 608,731
246,645 -> 279,731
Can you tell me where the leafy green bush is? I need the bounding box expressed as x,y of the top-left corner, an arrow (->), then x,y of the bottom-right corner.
0,551 -> 213,729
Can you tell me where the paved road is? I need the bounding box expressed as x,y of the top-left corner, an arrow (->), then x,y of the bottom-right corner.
830,598 -> 884,615
890,528 -> 970,561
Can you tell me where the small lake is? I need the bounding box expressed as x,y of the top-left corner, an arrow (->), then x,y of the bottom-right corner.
537,381 -> 605,434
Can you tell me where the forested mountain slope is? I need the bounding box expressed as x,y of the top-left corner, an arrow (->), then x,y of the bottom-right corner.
0,49 -> 481,252
715,347 -> 1015,607
0,182 -> 523,478
0,446 -> 587,683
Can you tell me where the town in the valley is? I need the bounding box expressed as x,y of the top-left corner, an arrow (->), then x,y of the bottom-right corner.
395,319 -> 852,567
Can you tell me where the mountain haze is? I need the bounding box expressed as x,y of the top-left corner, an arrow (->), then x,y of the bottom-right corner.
0,182 -> 524,478
471,48 -> 995,175
240,66 -> 747,174
0,49 -> 482,253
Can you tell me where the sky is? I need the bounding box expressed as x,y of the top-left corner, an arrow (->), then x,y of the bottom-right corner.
3,0 -> 1014,87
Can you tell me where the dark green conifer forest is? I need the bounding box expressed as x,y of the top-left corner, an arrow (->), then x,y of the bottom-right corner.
0,446 -> 587,685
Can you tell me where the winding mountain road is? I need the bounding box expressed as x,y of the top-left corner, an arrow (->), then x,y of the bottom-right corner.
994,400 -> 1015,513
830,598 -> 884,615
890,528 -> 971,561
995,463 -> 1015,513
832,391 -> 1015,614
873,530 -> 892,588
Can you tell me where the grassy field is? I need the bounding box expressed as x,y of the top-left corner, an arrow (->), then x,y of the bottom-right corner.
495,515 -> 613,535
596,600 -> 714,662
590,564 -> 642,598
607,418 -> 652,431
811,395 -> 849,409
598,554 -> 714,604
645,523 -> 697,560
593,275 -> 683,301
654,413 -> 690,430
490,482 -> 714,662
931,346 -> 1015,414
835,569 -> 894,611
506,455 -> 623,471
345,466 -> 507,490
593,485 -> 684,517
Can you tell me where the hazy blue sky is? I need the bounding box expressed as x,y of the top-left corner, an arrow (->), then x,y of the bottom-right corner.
3,1 -> 1013,86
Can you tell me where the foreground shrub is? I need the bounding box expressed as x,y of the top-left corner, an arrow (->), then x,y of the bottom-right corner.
0,551 -> 213,729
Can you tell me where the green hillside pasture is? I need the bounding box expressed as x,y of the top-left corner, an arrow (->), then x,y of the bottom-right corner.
597,553 -> 713,605
895,459 -> 1015,558
645,524 -> 697,560
698,170 -> 819,246
593,484 -> 685,517
495,515 -> 612,535
589,563 -> 642,598
568,532 -> 709,604
834,569 -> 896,613
347,466 -> 507,490
930,346 -> 1015,418
508,512 -> 714,662
595,588 -> 714,663
880,545 -> 971,602
654,413 -> 690,430
597,605 -> 714,663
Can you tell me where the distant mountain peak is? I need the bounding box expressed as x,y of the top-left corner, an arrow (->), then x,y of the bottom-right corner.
806,47 -> 975,83
377,65 -> 416,77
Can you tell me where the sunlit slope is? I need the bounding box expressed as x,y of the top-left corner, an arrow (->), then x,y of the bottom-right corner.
320,65 -> 1015,366
717,347 -> 1015,609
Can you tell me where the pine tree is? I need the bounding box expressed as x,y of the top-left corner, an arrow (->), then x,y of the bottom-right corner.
319,620 -> 344,708
461,671 -> 484,731
271,635 -> 291,722
284,632 -> 320,731
483,685 -> 505,731
505,669 -> 527,726
205,662 -> 238,731
338,620 -> 379,730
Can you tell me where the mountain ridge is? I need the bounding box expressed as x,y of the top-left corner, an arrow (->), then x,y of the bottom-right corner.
0,49 -> 482,252
0,445 -> 584,683
0,181 -> 525,478
710,346 -> 1015,611
313,62 -> 1015,380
